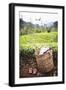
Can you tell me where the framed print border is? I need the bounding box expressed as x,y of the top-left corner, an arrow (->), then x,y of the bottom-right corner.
9,3 -> 65,87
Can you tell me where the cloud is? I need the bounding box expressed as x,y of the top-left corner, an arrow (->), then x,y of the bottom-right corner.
20,12 -> 58,25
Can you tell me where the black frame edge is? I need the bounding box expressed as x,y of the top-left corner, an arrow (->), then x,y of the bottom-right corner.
9,4 -> 15,86
10,81 -> 64,87
9,3 -> 64,9
62,6 -> 65,84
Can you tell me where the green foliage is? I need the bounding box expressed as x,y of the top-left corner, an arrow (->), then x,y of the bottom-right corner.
47,28 -> 51,33
20,32 -> 58,58
20,32 -> 58,44
20,31 -> 58,62
20,48 -> 35,59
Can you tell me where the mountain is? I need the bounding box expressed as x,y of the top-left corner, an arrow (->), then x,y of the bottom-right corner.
19,19 -> 58,35
46,21 -> 58,28
20,18 -> 58,28
46,22 -> 54,27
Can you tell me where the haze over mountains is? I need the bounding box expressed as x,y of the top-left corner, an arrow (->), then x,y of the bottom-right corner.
20,18 -> 58,35
20,18 -> 58,29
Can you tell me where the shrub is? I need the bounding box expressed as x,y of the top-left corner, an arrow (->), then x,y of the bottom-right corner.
20,48 -> 35,60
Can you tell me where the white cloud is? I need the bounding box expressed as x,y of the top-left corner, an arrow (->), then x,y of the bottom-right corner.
20,12 -> 58,25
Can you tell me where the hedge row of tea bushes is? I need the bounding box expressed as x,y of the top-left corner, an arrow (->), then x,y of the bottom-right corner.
20,32 -> 58,44
19,32 -> 58,64
20,48 -> 35,60
20,46 -> 58,60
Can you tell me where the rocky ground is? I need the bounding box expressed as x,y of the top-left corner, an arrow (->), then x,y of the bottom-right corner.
19,57 -> 57,78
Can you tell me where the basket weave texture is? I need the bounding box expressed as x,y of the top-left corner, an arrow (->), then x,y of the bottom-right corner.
35,48 -> 54,73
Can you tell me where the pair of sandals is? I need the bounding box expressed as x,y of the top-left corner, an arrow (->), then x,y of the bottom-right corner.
28,68 -> 37,75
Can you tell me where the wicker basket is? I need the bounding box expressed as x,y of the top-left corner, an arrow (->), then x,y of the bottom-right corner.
35,48 -> 54,73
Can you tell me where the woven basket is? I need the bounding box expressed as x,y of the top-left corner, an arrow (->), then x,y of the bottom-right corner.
35,48 -> 54,73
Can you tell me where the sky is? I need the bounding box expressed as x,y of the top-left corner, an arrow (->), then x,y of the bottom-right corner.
20,12 -> 58,25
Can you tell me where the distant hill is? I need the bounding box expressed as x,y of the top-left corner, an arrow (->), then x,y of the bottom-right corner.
20,18 -> 58,28
19,18 -> 58,35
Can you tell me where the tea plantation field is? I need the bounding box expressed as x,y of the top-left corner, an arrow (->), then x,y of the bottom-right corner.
19,32 -> 58,51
